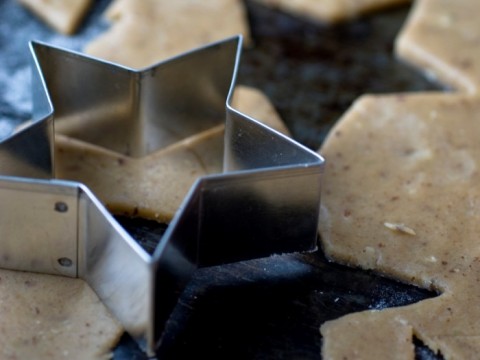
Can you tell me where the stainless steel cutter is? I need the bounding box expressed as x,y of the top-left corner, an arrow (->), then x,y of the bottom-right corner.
0,36 -> 324,355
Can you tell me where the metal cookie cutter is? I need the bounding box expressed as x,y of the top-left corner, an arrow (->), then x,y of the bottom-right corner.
0,36 -> 324,355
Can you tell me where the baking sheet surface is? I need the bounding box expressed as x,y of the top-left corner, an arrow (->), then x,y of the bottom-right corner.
0,1 -> 443,359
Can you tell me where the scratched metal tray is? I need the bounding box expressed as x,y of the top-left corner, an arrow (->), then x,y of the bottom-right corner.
0,0 -> 443,359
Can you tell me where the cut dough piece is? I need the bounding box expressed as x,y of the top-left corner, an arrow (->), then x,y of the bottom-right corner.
396,0 -> 480,93
17,0 -> 92,34
321,309 -> 415,360
321,292 -> 480,360
252,0 -> 411,24
0,269 -> 123,359
319,93 -> 480,359
85,0 -> 250,69
55,86 -> 289,223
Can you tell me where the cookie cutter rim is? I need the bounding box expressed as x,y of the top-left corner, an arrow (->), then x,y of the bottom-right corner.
0,35 -> 324,355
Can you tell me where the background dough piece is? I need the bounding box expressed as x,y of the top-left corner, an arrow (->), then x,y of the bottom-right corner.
0,269 -> 123,359
16,0 -> 92,34
319,93 -> 480,359
85,0 -> 250,68
55,86 -> 289,223
252,0 -> 411,24
396,0 -> 480,93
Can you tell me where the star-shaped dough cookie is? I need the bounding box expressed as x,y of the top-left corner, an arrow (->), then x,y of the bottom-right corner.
56,86 -> 290,222
396,0 -> 480,93
319,93 -> 480,359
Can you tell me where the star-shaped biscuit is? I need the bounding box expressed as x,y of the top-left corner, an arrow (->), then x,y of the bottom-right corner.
55,86 -> 290,223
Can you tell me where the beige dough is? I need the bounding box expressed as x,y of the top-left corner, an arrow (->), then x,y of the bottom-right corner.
16,0 -> 92,34
252,0 -> 410,24
319,93 -> 480,359
0,269 -> 123,359
55,86 -> 289,223
84,0 -> 250,69
396,0 -> 480,93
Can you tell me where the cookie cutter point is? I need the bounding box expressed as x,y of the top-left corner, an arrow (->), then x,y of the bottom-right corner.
0,35 -> 324,355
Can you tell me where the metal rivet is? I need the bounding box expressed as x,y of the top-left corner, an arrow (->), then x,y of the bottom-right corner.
54,202 -> 68,213
57,257 -> 73,267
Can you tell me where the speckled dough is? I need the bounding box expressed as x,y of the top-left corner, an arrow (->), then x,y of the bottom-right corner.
252,0 -> 410,24
84,0 -> 250,69
55,86 -> 290,223
319,93 -> 480,359
396,0 -> 480,93
16,0 -> 92,34
0,269 -> 123,359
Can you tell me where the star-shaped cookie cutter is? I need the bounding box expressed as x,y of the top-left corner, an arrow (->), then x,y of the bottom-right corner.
0,36 -> 324,354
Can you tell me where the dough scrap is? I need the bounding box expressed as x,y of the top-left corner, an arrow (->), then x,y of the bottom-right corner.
55,86 -> 289,223
16,0 -> 92,35
396,0 -> 480,93
252,0 -> 411,24
84,0 -> 250,69
0,269 -> 123,359
319,93 -> 480,359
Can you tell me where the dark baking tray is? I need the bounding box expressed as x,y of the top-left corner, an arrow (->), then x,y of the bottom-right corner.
0,1 -> 443,359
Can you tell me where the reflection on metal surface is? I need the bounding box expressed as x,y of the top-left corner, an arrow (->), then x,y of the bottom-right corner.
0,36 -> 324,355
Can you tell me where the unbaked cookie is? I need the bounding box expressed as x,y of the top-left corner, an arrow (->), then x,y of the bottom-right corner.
319,93 -> 480,359
252,0 -> 410,24
85,0 -> 250,69
16,0 -> 92,34
55,86 -> 289,223
0,269 -> 123,359
396,0 -> 480,93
